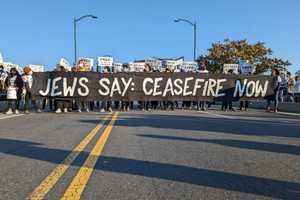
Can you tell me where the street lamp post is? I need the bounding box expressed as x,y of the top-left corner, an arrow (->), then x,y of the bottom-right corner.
174,18 -> 197,61
74,15 -> 98,65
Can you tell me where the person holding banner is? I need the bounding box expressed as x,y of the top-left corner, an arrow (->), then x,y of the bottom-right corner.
74,66 -> 90,113
54,65 -> 71,113
163,67 -> 175,111
197,62 -> 209,111
22,66 -> 41,114
142,64 -> 152,111
100,66 -> 112,113
239,72 -> 252,111
266,69 -> 281,113
5,67 -> 23,114
221,69 -> 235,112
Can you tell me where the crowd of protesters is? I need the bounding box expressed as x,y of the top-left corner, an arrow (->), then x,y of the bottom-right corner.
0,63 -> 299,115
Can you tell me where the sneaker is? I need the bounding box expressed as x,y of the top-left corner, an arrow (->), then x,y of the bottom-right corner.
5,109 -> 13,115
77,109 -> 82,113
108,108 -> 113,113
24,110 -> 30,114
14,110 -> 19,114
55,108 -> 62,113
36,109 -> 42,113
64,108 -> 68,113
86,108 -> 90,113
100,108 -> 105,113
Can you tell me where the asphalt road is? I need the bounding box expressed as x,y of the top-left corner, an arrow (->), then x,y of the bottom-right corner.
0,109 -> 299,200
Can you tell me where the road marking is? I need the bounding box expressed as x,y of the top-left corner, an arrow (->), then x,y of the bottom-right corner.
0,114 -> 24,120
278,111 -> 300,117
60,112 -> 119,200
26,114 -> 111,200
198,111 -> 235,119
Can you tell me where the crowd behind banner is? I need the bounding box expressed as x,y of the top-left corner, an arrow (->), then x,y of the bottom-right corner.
0,60 -> 299,115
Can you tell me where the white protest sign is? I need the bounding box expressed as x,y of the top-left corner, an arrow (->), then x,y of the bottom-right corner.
181,61 -> 198,72
3,62 -> 20,73
223,64 -> 239,74
113,63 -> 123,72
0,53 -> 3,64
97,56 -> 113,67
162,58 -> 183,72
59,58 -> 72,71
28,64 -> 44,72
129,62 -> 145,72
145,58 -> 162,71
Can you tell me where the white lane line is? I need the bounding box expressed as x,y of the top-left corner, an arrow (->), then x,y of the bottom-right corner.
198,111 -> 235,119
278,112 -> 300,117
0,114 -> 24,120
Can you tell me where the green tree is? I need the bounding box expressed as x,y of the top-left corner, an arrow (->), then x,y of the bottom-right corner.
198,39 -> 291,74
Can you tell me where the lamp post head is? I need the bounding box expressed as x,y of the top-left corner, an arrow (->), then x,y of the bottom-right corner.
174,19 -> 180,23
91,15 -> 98,19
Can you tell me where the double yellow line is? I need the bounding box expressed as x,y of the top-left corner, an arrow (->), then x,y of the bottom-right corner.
27,112 -> 119,200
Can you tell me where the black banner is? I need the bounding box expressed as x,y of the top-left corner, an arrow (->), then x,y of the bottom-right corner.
31,72 -> 275,101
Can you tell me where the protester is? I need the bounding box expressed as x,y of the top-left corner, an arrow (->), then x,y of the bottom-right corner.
142,64 -> 152,111
197,62 -> 209,111
287,72 -> 295,102
22,66 -> 41,114
5,67 -> 23,114
100,66 -> 112,113
222,69 -> 235,112
278,73 -> 287,102
74,66 -> 90,113
163,67 -> 175,111
266,68 -> 281,113
0,65 -> 8,94
54,65 -> 71,113
239,72 -> 251,111
295,75 -> 300,102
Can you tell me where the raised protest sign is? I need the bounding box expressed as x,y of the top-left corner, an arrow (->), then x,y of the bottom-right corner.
145,58 -> 162,71
239,60 -> 255,75
77,57 -> 93,72
113,63 -> 123,72
28,64 -> 44,72
181,61 -> 198,72
3,62 -> 21,73
59,58 -> 72,71
97,56 -> 113,72
162,58 -> 183,72
97,56 -> 113,67
31,72 -> 275,101
129,62 -> 145,72
0,53 -> 3,64
223,64 -> 239,74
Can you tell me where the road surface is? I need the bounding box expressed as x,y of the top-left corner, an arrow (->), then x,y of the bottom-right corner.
0,109 -> 299,200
